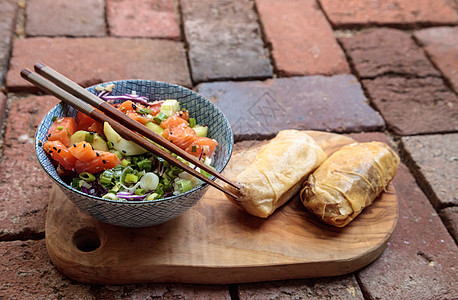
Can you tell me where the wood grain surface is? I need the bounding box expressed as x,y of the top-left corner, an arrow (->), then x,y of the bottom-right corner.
45,131 -> 398,284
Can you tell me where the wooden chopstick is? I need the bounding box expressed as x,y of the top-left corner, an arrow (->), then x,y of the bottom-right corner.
21,68 -> 239,199
33,63 -> 240,191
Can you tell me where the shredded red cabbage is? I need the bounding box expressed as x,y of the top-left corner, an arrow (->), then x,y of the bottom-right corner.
117,193 -> 147,200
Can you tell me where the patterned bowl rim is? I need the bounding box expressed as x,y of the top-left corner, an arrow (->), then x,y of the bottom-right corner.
35,79 -> 234,205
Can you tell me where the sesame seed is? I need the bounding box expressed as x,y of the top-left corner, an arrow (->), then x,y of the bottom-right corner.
57,149 -> 61,153
102,159 -> 106,164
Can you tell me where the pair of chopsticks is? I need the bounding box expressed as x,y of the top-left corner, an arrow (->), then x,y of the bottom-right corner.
21,63 -> 240,199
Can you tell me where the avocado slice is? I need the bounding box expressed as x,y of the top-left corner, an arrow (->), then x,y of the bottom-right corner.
103,122 -> 147,156
70,130 -> 109,151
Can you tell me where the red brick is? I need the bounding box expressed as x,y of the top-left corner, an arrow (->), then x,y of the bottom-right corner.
414,27 -> 458,94
255,0 -> 349,76
356,162 -> 458,299
238,275 -> 363,299
439,207 -> 458,244
0,240 -> 231,298
107,0 -> 180,39
339,28 -> 441,79
25,0 -> 106,37
0,0 -> 17,85
347,131 -> 392,145
0,92 -> 6,129
6,37 -> 192,92
401,134 -> 458,208
92,284 -> 231,299
362,76 -> 458,135
0,240 -> 93,298
319,0 -> 458,28
181,0 -> 272,83
197,75 -> 384,140
0,95 -> 59,240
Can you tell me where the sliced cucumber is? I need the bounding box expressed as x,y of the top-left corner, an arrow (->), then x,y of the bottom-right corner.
145,122 -> 164,136
160,99 -> 180,117
192,125 -> 208,137
103,122 -> 147,156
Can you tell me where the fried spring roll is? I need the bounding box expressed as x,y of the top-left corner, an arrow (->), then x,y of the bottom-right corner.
227,130 -> 327,218
300,141 -> 400,227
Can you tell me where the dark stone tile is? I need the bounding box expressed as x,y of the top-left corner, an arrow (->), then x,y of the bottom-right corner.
181,0 -> 273,83
197,75 -> 384,141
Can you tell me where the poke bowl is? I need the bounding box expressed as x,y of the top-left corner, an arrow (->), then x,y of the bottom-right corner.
35,80 -> 234,228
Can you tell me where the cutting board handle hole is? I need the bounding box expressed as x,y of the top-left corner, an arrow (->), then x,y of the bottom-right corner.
72,227 -> 101,252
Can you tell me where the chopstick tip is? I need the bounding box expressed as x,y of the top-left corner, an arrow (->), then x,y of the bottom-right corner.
34,62 -> 46,71
20,68 -> 32,78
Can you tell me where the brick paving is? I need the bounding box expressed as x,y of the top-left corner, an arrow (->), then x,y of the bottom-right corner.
362,76 -> 458,135
6,37 -> 191,91
0,0 -> 17,86
255,0 -> 349,76
181,0 -> 272,83
350,132 -> 458,299
197,75 -> 384,140
25,0 -> 106,37
0,0 -> 457,298
414,26 -> 458,93
106,0 -> 180,39
339,28 -> 441,79
0,95 -> 58,240
401,134 -> 458,208
319,0 -> 458,28
238,275 -> 364,299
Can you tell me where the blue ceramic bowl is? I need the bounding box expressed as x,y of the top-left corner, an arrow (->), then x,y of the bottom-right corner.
36,80 -> 233,227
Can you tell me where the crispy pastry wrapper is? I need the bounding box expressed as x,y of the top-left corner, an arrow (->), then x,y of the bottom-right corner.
300,141 -> 400,227
226,130 -> 327,218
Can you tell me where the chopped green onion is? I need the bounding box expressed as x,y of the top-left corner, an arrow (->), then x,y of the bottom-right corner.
176,179 -> 193,193
135,188 -> 146,195
138,108 -> 152,114
200,166 -> 214,178
188,117 -> 196,128
139,172 -> 159,191
102,193 -> 118,200
71,178 -> 81,189
56,126 -> 64,130
153,112 -> 168,124
79,172 -> 96,182
137,158 -> 152,171
125,173 -> 139,183
167,166 -> 182,178
191,145 -> 197,153
100,169 -> 114,185
146,193 -> 160,200
121,159 -> 130,167
110,149 -> 123,159
154,183 -> 165,197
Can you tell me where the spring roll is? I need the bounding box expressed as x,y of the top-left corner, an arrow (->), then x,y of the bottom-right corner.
300,141 -> 400,227
226,130 -> 327,218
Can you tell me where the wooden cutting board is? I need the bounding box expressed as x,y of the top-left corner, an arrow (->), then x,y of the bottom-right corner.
45,131 -> 398,284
